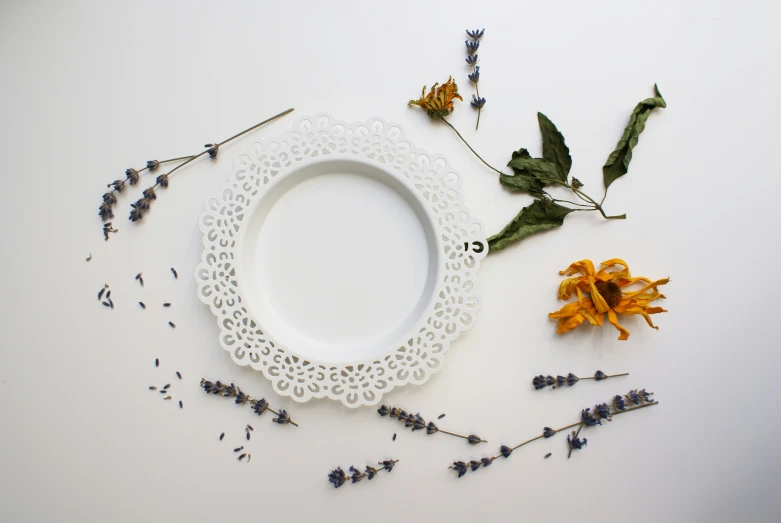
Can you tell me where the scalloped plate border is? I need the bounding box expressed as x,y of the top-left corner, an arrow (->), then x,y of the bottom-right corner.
195,114 -> 486,407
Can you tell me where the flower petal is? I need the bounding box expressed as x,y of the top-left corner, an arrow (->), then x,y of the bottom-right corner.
589,281 -> 611,313
556,313 -> 586,334
606,309 -> 630,340
559,260 -> 595,277
622,278 -> 670,298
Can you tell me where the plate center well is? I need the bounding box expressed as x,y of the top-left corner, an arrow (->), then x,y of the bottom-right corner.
241,159 -> 439,363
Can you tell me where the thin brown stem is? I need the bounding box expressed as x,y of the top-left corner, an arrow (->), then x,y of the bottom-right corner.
581,373 -> 630,380
441,118 -> 505,176
438,429 -> 485,443
165,108 -> 294,178
511,434 -> 543,451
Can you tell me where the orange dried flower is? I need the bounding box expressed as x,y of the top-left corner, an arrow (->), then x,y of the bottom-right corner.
549,259 -> 669,340
408,77 -> 463,119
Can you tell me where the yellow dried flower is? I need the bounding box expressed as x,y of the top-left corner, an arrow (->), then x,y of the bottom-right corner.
549,259 -> 669,340
408,77 -> 463,119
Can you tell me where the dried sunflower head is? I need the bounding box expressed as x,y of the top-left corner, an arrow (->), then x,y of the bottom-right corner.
408,77 -> 463,119
549,259 -> 669,340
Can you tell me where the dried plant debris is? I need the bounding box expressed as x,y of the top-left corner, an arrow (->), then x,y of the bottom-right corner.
377,405 -> 485,445
533,370 -> 629,390
176,371 -> 182,379
200,378 -> 298,427
219,432 -> 225,441
544,453 -> 552,459
179,401 -> 183,409
163,303 -> 171,307
155,358 -> 159,367
171,267 -> 178,279
168,322 -> 176,329
86,253 -> 92,262
438,413 -> 446,419
139,301 -> 146,309
328,460 -> 398,489
449,389 -> 658,478
135,273 -> 144,287
97,284 -> 108,301
392,433 -> 397,441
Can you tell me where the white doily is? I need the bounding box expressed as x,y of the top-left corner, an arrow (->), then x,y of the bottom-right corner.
195,114 -> 486,407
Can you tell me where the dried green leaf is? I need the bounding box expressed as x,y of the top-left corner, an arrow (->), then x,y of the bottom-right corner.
538,113 -> 571,179
500,173 -> 545,195
506,156 -> 562,185
603,84 -> 667,191
487,200 -> 575,253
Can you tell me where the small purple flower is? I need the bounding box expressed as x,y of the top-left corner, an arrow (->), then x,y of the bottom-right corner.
426,421 -> 439,434
451,461 -> 468,478
543,427 -> 556,438
253,398 -> 269,415
125,168 -> 139,185
594,370 -> 607,380
377,405 -> 390,416
567,373 -> 579,387
465,54 -> 478,66
468,66 -> 480,83
465,40 -> 480,54
595,403 -> 612,421
613,395 -> 627,411
146,160 -> 160,171
466,28 -> 485,39
568,434 -> 587,451
156,174 -> 169,188
328,467 -> 346,488
471,95 -> 486,109
581,408 -> 602,427
500,445 -> 513,458
102,192 -> 117,205
469,460 -> 482,471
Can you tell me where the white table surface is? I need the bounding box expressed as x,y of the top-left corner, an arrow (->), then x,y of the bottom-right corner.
1,1 -> 780,521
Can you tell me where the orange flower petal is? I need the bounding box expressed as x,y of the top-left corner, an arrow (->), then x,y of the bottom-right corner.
559,260 -> 595,277
557,313 -> 587,334
606,309 -> 630,340
589,280 -> 611,313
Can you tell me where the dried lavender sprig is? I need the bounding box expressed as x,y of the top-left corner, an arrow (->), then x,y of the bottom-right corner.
377,405 -> 485,444
328,460 -> 399,489
465,28 -> 485,130
199,378 -> 298,427
449,389 -> 658,477
128,108 -> 294,223
98,155 -> 194,236
532,370 -> 629,390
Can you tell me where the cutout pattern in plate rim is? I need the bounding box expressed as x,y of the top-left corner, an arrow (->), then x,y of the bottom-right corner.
195,113 -> 486,407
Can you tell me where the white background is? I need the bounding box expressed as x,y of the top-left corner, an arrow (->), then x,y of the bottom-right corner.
1,1 -> 780,521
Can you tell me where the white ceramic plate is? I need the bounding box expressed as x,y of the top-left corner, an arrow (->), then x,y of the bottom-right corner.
195,114 -> 486,407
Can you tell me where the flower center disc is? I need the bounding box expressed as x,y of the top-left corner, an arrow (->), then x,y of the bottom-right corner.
595,280 -> 623,309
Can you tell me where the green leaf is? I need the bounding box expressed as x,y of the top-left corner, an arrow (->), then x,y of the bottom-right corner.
506,156 -> 563,185
487,200 -> 575,253
500,173 -> 545,195
537,112 -> 571,179
603,84 -> 667,191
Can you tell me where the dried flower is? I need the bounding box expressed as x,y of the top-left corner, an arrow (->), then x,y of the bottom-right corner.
594,403 -> 612,421
466,28 -> 485,39
200,378 -> 297,427
329,460 -> 398,488
465,40 -> 480,54
204,143 -> 219,159
328,467 -> 347,489
125,168 -> 140,185
408,77 -> 463,119
468,66 -> 480,83
146,160 -> 160,171
533,370 -> 628,390
567,433 -> 587,451
550,259 -> 669,340
376,405 -> 484,445
450,390 -> 659,477
450,461 -> 468,478
465,54 -> 478,66
156,174 -> 169,188
581,408 -> 602,427
98,202 -> 114,221
470,95 -> 486,108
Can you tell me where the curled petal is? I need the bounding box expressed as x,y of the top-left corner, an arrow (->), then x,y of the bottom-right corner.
606,309 -> 630,340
